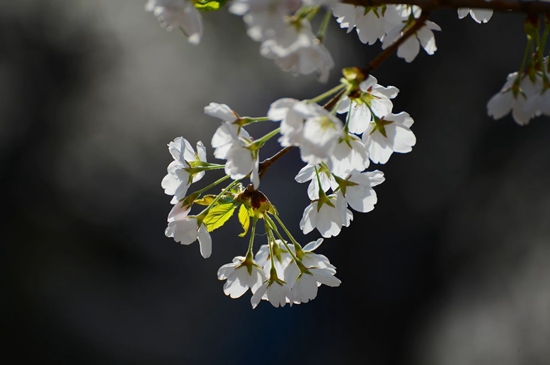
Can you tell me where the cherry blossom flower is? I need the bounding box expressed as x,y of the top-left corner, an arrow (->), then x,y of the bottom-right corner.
165,215 -> 212,258
207,103 -> 260,188
295,164 -> 337,200
161,137 -> 207,204
382,20 -> 441,63
337,170 -> 385,213
300,192 -> 352,238
328,134 -> 369,177
283,239 -> 341,304
457,8 -> 493,24
362,111 -> 416,164
333,4 -> 385,45
251,279 -> 291,308
260,19 -> 334,82
487,72 -> 544,126
293,102 -> 344,165
217,256 -> 266,298
145,0 -> 202,44
337,74 -> 399,135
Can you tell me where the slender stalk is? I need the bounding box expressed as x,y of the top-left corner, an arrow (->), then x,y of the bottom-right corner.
310,83 -> 346,103
317,9 -> 333,43
258,146 -> 293,179
194,174 -> 230,196
363,11 -> 431,75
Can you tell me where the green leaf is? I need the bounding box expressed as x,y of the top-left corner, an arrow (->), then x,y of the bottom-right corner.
194,195 -> 216,206
238,204 -> 252,237
202,203 -> 236,232
194,0 -> 227,12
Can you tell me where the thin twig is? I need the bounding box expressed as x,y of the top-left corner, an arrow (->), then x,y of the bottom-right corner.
364,11 -> 431,74
258,12 -> 432,182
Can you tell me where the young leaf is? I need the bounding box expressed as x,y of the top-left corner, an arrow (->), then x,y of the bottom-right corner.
238,204 -> 252,237
202,203 -> 236,232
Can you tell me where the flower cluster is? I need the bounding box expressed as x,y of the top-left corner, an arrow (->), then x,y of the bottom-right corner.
488,18 -> 550,125
218,238 -> 340,308
334,4 -> 441,62
151,1 -> 550,309
160,66 -> 415,307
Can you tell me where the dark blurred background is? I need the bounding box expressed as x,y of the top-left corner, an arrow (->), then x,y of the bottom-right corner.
4,1 -> 550,364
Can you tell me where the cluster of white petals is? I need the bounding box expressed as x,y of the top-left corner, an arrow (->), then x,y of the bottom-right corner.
206,103 -> 261,188
151,0 -> 550,310
488,60 -> 550,125
334,4 -> 441,63
145,0 -> 203,44
230,0 -> 335,81
217,239 -> 340,308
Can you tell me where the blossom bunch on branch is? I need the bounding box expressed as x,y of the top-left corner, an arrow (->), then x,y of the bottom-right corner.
149,0 -> 550,308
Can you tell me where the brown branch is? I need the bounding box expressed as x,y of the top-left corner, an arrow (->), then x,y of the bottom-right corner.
257,89 -> 349,180
342,0 -> 550,15
258,11 -> 434,182
363,11 -> 431,74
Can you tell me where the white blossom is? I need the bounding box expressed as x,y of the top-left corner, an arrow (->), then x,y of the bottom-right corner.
333,4 -> 385,45
329,134 -> 369,178
362,111 -> 416,164
457,8 -> 493,24
295,164 -> 337,200
165,216 -> 212,258
337,75 -> 399,135
260,19 -> 334,82
207,103 -> 260,188
382,20 -> 441,63
161,137 -> 207,204
339,170 -> 385,213
487,72 -> 544,126
145,0 -> 203,44
300,192 -> 352,238
217,256 -> 266,298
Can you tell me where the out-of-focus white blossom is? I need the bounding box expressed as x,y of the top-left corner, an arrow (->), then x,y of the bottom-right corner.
145,0 -> 203,44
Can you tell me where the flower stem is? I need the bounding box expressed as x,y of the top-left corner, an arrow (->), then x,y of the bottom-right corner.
310,84 -> 346,103
317,9 -> 333,43
194,174 -> 230,196
252,127 -> 281,149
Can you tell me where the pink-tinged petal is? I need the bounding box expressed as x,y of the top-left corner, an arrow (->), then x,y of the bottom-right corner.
168,203 -> 191,222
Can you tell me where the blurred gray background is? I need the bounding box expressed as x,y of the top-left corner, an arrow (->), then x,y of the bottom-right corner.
4,1 -> 550,364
